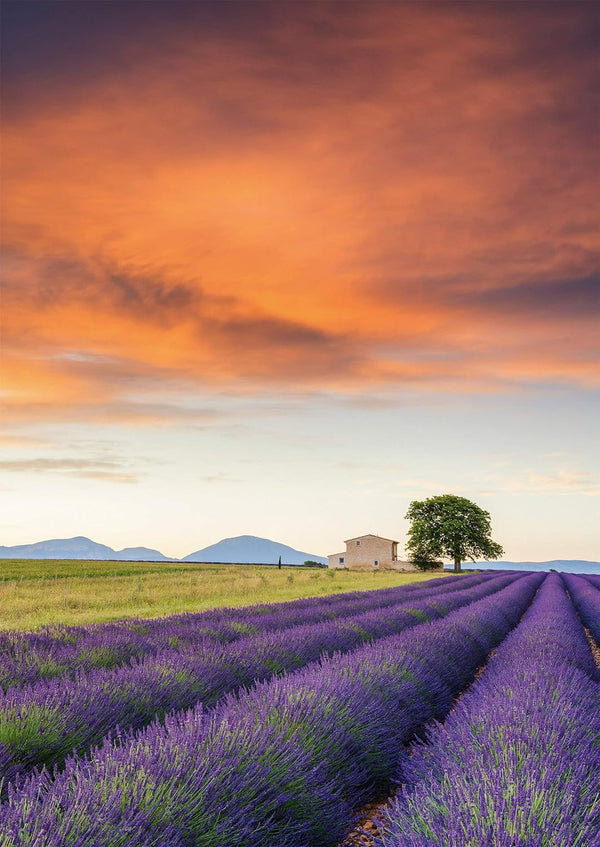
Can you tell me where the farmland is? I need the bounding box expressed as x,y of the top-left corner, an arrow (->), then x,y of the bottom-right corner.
1,571 -> 598,845
0,559 -> 445,631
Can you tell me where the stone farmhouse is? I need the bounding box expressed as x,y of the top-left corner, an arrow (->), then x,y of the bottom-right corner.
327,534 -> 418,571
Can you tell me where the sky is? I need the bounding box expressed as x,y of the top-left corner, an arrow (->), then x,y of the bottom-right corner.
1,0 -> 599,561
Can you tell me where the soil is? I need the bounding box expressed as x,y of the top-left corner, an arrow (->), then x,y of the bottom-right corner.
584,628 -> 600,668
338,797 -> 391,847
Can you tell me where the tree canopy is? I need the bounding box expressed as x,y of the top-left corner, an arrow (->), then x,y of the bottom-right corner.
405,494 -> 503,573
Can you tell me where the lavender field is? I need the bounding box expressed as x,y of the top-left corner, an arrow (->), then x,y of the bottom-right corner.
1,571 -> 598,846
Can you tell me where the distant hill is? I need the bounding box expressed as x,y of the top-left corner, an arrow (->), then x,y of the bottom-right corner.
473,559 -> 600,574
0,536 -> 172,561
182,535 -> 327,565
115,546 -> 172,561
0,534 -> 327,564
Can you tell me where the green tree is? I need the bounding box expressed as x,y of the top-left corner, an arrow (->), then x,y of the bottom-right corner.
408,552 -> 441,572
405,494 -> 503,573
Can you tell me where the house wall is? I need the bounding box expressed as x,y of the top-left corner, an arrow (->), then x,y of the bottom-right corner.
328,534 -> 423,571
343,535 -> 395,569
327,552 -> 346,569
390,560 -> 421,572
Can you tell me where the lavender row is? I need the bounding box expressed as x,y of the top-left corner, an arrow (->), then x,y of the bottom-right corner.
561,572 -> 600,642
376,574 -> 600,847
582,573 -> 600,589
1,573 -> 542,846
0,573 -> 516,790
0,574 -> 488,690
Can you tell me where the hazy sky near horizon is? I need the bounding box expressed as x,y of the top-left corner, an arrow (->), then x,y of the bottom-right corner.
1,1 -> 599,561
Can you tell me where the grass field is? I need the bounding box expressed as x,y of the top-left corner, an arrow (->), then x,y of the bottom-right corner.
0,559 -> 447,630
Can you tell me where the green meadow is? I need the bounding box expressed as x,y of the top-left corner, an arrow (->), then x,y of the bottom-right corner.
0,559 -> 446,630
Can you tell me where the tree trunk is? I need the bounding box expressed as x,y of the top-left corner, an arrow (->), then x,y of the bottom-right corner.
454,556 -> 462,573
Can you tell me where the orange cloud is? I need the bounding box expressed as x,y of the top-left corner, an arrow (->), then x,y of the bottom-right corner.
2,3 -> 598,426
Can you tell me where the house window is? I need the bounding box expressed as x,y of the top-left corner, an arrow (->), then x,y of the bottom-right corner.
339,557 -> 344,564
374,561 -> 379,568
356,541 -> 361,546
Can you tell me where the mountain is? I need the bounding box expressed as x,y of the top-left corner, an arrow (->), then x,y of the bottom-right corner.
0,536 -> 171,561
182,535 -> 327,565
473,559 -> 600,574
0,534 -> 326,564
113,547 -> 172,561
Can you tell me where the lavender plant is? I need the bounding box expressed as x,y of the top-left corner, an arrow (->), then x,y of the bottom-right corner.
0,573 -> 489,691
0,573 -> 542,846
0,573 -> 514,788
582,574 -> 600,589
376,573 -> 600,847
561,572 -> 600,642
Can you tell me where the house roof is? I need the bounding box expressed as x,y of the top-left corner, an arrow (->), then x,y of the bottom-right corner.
344,533 -> 399,544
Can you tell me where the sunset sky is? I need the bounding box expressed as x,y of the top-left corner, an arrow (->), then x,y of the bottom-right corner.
1,1 -> 599,561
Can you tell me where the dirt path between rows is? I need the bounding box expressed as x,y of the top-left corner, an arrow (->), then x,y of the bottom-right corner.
584,628 -> 600,668
338,797 -> 389,847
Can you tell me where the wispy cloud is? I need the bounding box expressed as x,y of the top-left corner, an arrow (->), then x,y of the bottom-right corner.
0,458 -> 140,484
513,470 -> 600,496
201,473 -> 242,485
485,469 -> 600,496
0,435 -> 50,448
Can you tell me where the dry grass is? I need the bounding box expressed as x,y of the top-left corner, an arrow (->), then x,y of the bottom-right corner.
0,559 -> 447,631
